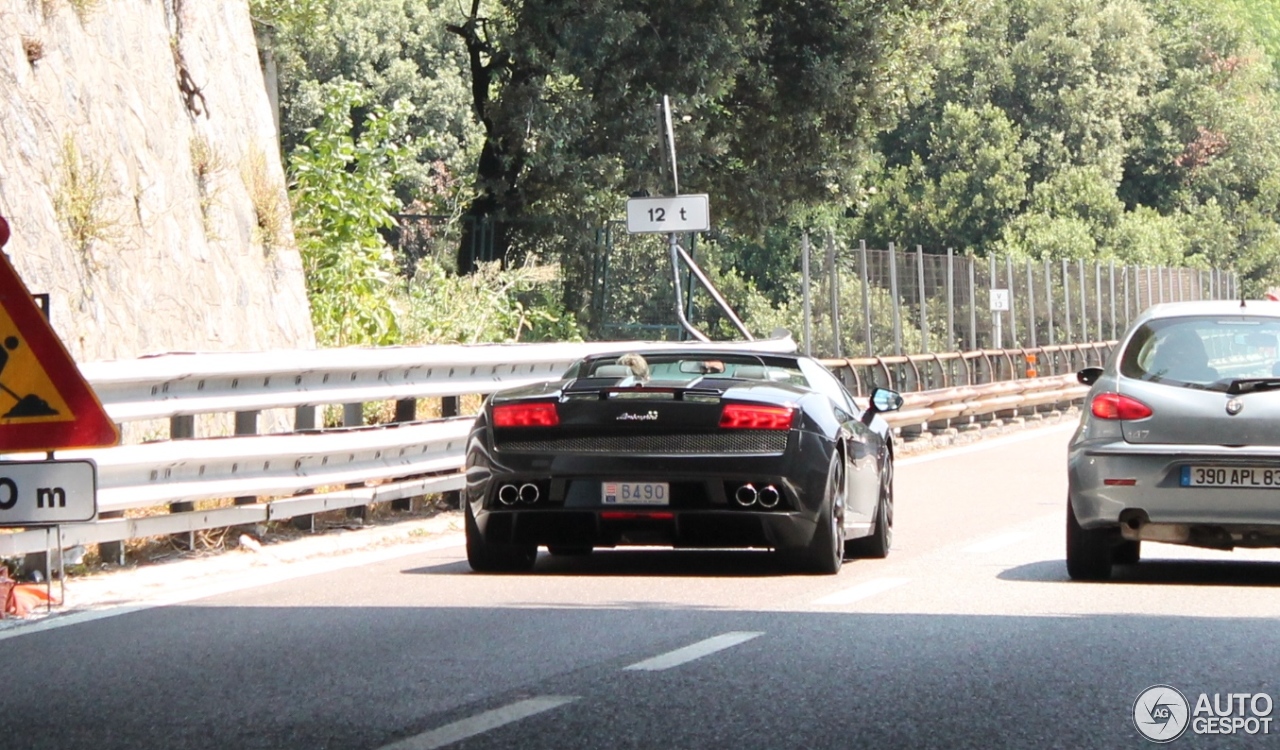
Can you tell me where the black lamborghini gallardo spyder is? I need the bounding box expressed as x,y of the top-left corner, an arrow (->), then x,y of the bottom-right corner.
463,349 -> 903,574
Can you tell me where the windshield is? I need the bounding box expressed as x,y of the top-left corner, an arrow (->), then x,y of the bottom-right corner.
1120,316 -> 1280,390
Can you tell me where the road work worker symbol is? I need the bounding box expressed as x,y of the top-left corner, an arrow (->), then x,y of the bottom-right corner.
0,333 -> 61,418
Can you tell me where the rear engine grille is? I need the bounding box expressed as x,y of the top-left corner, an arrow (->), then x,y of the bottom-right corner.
497,432 -> 787,455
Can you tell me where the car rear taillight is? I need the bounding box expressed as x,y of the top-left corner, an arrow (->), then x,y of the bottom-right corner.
1091,393 -> 1153,420
719,403 -> 795,430
492,402 -> 559,427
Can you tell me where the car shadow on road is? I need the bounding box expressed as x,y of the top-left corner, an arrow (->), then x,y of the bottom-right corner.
999,558 -> 1280,586
403,549 -> 806,578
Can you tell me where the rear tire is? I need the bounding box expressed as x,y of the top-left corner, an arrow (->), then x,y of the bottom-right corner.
781,455 -> 844,574
1066,497 -> 1113,581
1114,539 -> 1141,566
846,451 -> 893,559
465,502 -> 538,573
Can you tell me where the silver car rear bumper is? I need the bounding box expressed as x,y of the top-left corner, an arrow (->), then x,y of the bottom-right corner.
1069,440 -> 1280,529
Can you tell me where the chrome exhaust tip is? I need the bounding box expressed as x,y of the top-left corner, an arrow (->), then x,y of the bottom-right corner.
518,483 -> 541,504
497,484 -> 520,505
734,483 -> 758,507
757,485 -> 781,509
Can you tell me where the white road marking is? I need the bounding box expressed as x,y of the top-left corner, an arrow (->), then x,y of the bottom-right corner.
963,531 -> 1034,554
624,631 -> 763,671
812,577 -> 911,606
378,696 -> 578,750
897,422 -> 1076,467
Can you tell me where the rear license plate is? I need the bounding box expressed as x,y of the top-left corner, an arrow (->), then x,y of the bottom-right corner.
1181,466 -> 1280,488
602,481 -> 669,505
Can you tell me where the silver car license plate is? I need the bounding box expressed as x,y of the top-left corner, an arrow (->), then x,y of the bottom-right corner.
602,481 -> 669,505
1181,466 -> 1280,488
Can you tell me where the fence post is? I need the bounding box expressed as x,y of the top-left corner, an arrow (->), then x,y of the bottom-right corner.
989,255 -> 999,348
801,231 -> 812,356
1063,259 -> 1073,343
946,248 -> 955,351
889,242 -> 903,355
1045,259 -> 1055,346
1078,259 -> 1089,343
859,240 -> 873,357
917,244 -> 928,353
1026,261 -> 1036,348
828,232 -> 842,357
968,254 -> 977,351
1006,255 -> 1017,346
1095,261 -> 1103,341
1124,266 -> 1131,325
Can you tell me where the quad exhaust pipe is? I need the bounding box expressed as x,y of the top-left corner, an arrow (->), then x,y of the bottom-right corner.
497,483 -> 541,505
734,483 -> 781,509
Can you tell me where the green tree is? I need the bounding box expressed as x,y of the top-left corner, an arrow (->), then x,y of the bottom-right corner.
446,0 -> 967,273
289,83 -> 413,345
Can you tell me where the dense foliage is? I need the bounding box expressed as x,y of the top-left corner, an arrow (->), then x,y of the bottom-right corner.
254,0 -> 1280,347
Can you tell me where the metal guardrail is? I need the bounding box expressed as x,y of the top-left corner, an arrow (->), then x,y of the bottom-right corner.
0,336 -> 1106,559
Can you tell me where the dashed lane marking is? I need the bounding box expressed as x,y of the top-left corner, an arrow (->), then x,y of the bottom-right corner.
624,631 -> 764,671
812,577 -> 911,606
378,696 -> 579,750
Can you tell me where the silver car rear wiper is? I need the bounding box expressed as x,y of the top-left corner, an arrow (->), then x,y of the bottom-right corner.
1225,378 -> 1280,395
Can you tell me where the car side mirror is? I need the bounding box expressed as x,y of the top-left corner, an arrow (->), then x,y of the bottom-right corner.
1077,367 -> 1103,386
869,387 -> 904,414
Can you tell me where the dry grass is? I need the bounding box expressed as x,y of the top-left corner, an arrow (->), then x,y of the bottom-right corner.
242,145 -> 286,254
190,135 -> 227,237
53,134 -> 115,256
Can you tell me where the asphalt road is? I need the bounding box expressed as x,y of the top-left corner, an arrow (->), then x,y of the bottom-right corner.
3,422 -> 1280,749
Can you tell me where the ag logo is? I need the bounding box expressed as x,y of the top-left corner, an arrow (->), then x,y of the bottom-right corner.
1134,685 -> 1190,743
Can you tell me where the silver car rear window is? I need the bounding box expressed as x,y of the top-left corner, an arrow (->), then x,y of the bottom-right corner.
1120,317 -> 1280,390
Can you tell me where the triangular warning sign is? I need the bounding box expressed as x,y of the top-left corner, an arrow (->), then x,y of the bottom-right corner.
0,252 -> 118,451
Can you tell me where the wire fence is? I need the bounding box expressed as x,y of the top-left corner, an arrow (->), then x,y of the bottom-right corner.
812,239 -> 1238,358
392,215 -> 1241,356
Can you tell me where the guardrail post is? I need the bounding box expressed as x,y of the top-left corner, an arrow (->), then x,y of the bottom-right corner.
290,406 -> 319,530
168,414 -> 196,550
295,405 -> 316,430
233,411 -> 259,507
391,398 -> 418,511
440,396 -> 463,509
344,403 -> 368,522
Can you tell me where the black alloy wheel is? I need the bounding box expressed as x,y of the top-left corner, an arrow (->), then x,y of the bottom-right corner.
782,454 -> 845,574
465,502 -> 538,573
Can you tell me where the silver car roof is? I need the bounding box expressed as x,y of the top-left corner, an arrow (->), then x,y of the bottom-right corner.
1136,300 -> 1280,323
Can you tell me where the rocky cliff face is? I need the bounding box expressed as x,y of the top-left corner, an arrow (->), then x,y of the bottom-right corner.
0,0 -> 314,363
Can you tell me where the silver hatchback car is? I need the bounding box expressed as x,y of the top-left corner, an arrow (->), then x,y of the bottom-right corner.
1068,300 -> 1280,580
